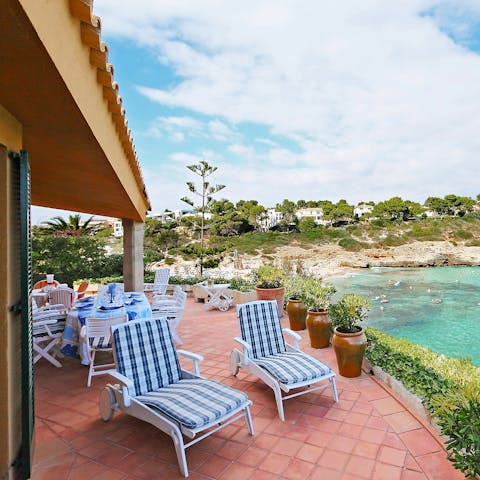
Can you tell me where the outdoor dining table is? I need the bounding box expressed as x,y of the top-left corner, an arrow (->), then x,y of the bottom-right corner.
61,292 -> 152,365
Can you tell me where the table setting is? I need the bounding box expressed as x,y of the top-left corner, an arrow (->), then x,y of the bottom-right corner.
61,283 -> 152,364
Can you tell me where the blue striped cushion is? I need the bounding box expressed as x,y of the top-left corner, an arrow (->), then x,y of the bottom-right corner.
113,318 -> 181,396
237,301 -> 286,359
136,378 -> 248,429
255,351 -> 332,385
33,320 -> 66,337
89,337 -> 111,349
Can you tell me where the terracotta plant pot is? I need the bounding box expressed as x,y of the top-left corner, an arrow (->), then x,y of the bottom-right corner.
286,299 -> 307,330
256,286 -> 285,317
331,327 -> 367,378
306,309 -> 332,348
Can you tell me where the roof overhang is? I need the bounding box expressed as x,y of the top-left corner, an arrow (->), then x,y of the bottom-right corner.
0,0 -> 151,221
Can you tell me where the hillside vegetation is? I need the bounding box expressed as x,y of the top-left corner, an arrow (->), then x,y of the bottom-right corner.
152,214 -> 480,265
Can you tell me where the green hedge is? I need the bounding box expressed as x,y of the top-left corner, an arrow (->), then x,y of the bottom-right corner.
366,329 -> 480,478
77,274 -> 230,286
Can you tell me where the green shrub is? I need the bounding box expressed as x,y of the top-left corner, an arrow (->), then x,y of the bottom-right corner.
229,277 -> 255,292
32,235 -> 123,286
465,238 -> 480,246
378,234 -> 407,247
455,229 -> 473,240
366,329 -> 480,477
338,237 -> 365,251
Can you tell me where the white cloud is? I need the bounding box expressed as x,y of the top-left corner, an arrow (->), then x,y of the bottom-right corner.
95,0 -> 480,210
144,115 -> 236,143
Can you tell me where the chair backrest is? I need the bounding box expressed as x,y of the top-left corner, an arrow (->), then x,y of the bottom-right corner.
49,287 -> 75,311
173,285 -> 187,309
236,301 -> 286,359
86,314 -> 128,348
112,317 -> 181,397
154,268 -> 170,284
34,279 -> 60,289
77,281 -> 89,299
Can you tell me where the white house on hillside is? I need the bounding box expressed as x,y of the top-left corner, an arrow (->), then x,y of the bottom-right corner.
296,207 -> 329,225
257,208 -> 284,231
113,220 -> 123,237
354,203 -> 374,217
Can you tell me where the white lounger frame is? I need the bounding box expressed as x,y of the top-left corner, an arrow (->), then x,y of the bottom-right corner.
230,328 -> 338,421
101,350 -> 254,477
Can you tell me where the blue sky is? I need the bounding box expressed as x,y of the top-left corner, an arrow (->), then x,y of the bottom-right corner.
32,0 -> 480,224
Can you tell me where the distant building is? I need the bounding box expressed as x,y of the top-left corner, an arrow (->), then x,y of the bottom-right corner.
354,203 -> 374,217
89,217 -> 114,228
257,208 -> 284,231
113,220 -> 123,237
423,209 -> 440,218
296,207 -> 329,225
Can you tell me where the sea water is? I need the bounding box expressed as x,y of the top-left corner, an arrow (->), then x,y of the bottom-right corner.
330,266 -> 480,366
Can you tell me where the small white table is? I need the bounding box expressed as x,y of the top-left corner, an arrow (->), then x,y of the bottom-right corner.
198,283 -> 233,311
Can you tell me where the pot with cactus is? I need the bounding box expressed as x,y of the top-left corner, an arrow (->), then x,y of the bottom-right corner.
299,277 -> 336,348
329,294 -> 371,377
284,275 -> 308,331
254,265 -> 285,317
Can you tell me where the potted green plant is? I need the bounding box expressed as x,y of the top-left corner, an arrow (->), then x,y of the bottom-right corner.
253,265 -> 285,316
299,277 -> 336,348
328,294 -> 371,377
284,275 -> 308,330
229,277 -> 257,305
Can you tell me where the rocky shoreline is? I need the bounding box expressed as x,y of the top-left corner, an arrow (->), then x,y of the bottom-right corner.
160,241 -> 480,279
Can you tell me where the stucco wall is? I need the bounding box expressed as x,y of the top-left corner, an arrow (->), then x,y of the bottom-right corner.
0,112 -> 24,479
0,105 -> 22,152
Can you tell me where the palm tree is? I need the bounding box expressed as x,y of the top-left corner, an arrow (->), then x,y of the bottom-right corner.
41,214 -> 95,237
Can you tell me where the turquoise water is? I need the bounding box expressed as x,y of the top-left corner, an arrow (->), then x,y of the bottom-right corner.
330,266 -> 480,366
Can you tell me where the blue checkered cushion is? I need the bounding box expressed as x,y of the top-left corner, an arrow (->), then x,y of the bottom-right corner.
255,351 -> 332,385
237,301 -> 286,359
136,378 -> 248,429
113,318 -> 181,396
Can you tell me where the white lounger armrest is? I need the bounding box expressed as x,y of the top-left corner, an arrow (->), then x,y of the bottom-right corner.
283,328 -> 301,350
177,350 -> 203,376
234,337 -> 253,364
107,370 -> 135,407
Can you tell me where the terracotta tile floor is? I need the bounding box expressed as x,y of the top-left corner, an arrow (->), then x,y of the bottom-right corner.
32,299 -> 466,479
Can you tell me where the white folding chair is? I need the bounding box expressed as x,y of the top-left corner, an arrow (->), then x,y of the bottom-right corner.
152,286 -> 187,344
81,314 -> 128,387
231,301 -> 339,421
32,303 -> 66,368
48,286 -> 75,312
99,318 -> 254,477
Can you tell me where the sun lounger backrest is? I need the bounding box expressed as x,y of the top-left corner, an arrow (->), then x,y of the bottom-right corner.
112,318 -> 181,396
237,301 -> 286,359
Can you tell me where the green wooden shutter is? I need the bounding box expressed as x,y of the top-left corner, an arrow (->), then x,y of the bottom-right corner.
10,150 -> 33,479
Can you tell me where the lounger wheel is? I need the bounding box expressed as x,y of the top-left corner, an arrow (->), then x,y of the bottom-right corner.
230,350 -> 240,376
99,387 -> 115,422
219,301 -> 230,312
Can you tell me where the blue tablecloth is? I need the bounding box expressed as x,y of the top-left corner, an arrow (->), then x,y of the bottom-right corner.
61,292 -> 152,365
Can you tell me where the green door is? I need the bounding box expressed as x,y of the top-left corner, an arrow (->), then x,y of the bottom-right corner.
10,149 -> 34,479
